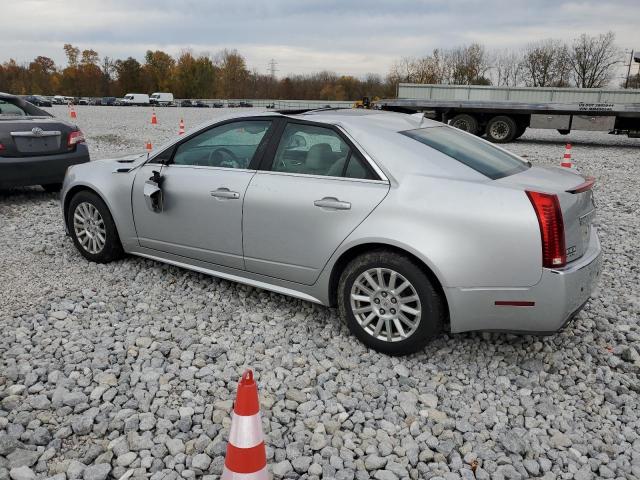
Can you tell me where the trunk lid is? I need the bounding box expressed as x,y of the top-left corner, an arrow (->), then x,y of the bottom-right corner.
497,165 -> 596,264
0,117 -> 76,157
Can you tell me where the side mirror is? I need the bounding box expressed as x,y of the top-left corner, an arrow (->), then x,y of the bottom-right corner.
144,170 -> 164,212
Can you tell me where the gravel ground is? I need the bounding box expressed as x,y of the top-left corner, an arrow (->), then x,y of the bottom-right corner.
1,107 -> 639,480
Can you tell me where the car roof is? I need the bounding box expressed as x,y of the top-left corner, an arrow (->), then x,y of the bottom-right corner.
283,108 -> 442,132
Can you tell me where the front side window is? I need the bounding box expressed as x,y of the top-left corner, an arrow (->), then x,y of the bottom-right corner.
271,123 -> 375,179
401,126 -> 529,179
172,120 -> 272,169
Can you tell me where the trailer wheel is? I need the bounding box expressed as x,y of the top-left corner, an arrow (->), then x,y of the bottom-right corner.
449,114 -> 479,135
486,116 -> 517,143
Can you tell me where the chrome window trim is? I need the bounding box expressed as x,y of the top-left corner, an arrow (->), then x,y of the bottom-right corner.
162,164 -> 257,174
256,169 -> 389,185
334,125 -> 389,183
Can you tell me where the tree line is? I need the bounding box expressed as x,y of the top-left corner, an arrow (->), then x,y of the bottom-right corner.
0,31 -> 634,101
390,32 -> 627,89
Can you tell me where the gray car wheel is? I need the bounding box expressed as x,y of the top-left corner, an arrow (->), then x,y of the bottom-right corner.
338,250 -> 444,355
67,190 -> 124,263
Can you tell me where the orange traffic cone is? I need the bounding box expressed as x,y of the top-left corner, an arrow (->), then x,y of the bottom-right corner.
561,143 -> 572,168
151,109 -> 158,125
222,370 -> 268,480
70,105 -> 77,119
145,140 -> 152,151
178,118 -> 185,135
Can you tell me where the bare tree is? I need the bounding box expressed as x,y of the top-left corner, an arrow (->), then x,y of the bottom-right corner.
569,32 -> 620,88
445,43 -> 491,85
492,50 -> 523,86
521,40 -> 570,87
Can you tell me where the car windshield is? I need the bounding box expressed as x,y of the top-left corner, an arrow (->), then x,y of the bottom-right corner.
401,126 -> 530,179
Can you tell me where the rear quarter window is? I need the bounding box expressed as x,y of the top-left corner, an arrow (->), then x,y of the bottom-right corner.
401,126 -> 529,179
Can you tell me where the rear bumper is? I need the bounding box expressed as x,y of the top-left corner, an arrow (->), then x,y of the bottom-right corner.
447,227 -> 602,333
0,144 -> 90,188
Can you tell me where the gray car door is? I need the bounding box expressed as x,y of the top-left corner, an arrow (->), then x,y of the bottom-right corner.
243,121 -> 389,285
132,119 -> 275,270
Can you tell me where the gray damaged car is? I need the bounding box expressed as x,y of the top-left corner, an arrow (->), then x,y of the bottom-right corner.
60,109 -> 601,355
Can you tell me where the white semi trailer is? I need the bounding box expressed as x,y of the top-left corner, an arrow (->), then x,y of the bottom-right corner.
379,83 -> 640,142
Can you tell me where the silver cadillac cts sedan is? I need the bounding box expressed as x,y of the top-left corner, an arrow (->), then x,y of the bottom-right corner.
61,109 -> 601,355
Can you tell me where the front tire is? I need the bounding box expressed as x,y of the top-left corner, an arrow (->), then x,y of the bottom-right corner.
67,191 -> 124,263
338,250 -> 444,355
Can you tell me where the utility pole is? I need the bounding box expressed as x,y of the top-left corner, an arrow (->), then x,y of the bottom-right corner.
625,50 -> 634,89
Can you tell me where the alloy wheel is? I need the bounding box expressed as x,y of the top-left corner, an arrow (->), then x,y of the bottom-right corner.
350,267 -> 422,342
73,202 -> 106,254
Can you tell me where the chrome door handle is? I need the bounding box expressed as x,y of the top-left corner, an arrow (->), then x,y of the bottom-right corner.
314,197 -> 351,210
211,188 -> 240,199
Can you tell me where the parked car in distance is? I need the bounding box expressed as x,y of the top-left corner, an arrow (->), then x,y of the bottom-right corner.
101,97 -> 117,106
150,92 -> 174,106
24,95 -> 53,107
239,101 -> 253,108
180,100 -> 193,108
1,92 -> 89,192
227,102 -> 238,108
122,93 -> 150,106
212,102 -> 224,108
78,98 -> 89,106
52,95 -> 66,105
193,100 -> 210,108
60,109 -> 601,355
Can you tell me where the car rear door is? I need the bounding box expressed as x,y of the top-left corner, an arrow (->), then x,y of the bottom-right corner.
131,118 -> 276,270
242,120 -> 390,285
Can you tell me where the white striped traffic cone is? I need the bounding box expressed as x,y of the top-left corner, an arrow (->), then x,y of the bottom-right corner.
222,370 -> 268,480
561,143 -> 573,168
178,118 -> 185,135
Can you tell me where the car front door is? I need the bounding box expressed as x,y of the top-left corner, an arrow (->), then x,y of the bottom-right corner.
132,118 -> 275,270
242,120 -> 390,285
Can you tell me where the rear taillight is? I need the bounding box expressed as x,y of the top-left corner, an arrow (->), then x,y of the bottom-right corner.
68,130 -> 85,147
526,191 -> 566,268
0,143 -> 4,151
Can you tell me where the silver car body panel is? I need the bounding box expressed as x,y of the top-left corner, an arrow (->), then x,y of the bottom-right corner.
61,109 -> 601,334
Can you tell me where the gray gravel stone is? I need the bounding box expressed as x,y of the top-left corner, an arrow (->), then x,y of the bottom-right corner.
9,467 -> 36,480
82,464 -> 111,480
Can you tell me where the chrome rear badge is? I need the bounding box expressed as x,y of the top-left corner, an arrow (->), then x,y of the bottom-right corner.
31,127 -> 43,136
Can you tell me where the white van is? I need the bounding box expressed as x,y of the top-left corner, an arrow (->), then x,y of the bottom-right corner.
122,93 -> 150,106
150,92 -> 174,106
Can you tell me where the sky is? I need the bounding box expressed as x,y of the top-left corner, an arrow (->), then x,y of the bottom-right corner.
2,0 -> 639,80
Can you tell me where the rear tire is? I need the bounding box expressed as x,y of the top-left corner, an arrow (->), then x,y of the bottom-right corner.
41,183 -> 62,193
67,190 -> 124,263
449,114 -> 479,135
337,250 -> 444,355
486,115 -> 517,143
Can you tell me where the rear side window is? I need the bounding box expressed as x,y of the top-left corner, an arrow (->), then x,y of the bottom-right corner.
401,126 -> 529,179
0,99 -> 27,116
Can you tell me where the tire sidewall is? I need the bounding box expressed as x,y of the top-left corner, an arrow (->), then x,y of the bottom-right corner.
67,191 -> 122,263
338,252 -> 443,355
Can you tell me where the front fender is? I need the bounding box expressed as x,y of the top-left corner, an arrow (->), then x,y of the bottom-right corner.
61,160 -> 139,251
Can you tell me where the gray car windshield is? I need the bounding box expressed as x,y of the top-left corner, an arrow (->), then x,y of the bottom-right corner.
401,126 -> 530,179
